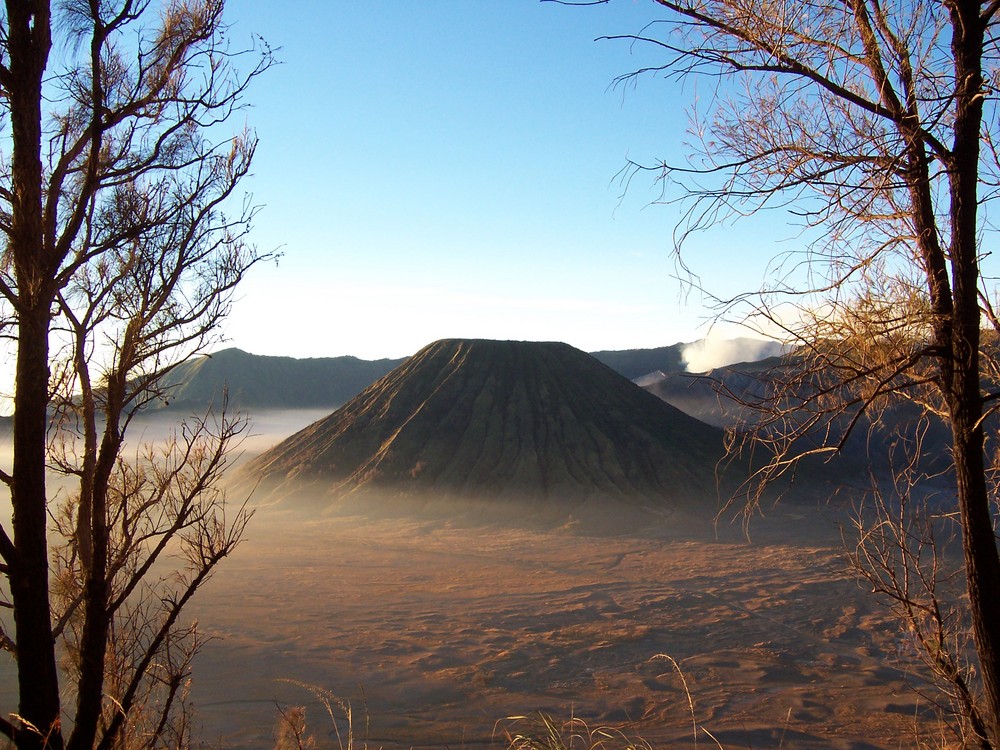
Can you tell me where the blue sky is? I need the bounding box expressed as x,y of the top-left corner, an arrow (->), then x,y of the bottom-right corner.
221,1 -> 783,360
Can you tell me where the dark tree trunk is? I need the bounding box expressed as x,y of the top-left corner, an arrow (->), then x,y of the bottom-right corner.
66,425 -> 120,750
953,411 -> 1000,744
6,2 -> 62,749
948,1 -> 1000,742
10,311 -> 63,750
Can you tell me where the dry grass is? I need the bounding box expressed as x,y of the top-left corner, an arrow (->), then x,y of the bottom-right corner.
272,682 -> 377,750
497,713 -> 660,750
495,656 -> 722,750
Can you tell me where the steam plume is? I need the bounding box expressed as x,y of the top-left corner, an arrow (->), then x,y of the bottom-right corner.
681,337 -> 782,373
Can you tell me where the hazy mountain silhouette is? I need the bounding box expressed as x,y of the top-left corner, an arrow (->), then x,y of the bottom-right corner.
242,339 -> 731,515
642,356 -> 784,428
589,344 -> 687,381
157,348 -> 406,411
159,338 -> 781,413
643,357 -> 955,492
591,337 -> 784,380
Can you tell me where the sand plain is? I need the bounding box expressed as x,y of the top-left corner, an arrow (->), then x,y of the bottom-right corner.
185,502 -> 944,750
0,411 -> 950,750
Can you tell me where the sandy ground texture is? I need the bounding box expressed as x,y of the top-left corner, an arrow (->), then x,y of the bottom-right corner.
185,504 -> 946,750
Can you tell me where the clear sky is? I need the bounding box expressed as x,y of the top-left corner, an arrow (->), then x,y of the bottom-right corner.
221,1 -> 783,361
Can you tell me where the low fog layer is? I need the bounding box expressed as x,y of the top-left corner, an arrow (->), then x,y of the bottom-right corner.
0,409 -> 325,520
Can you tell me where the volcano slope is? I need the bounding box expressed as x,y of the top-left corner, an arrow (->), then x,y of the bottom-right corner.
242,339 -> 731,521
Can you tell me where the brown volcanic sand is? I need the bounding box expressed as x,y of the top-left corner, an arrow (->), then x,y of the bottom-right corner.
187,506 -> 935,750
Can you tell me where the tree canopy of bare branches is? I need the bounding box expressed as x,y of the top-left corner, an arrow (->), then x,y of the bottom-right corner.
561,0 -> 1000,745
0,1 -> 273,749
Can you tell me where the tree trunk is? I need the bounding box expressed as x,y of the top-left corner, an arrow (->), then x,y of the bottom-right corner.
6,2 -> 61,748
949,1 -> 1000,741
10,309 -> 63,750
954,416 -> 1000,744
66,424 -> 120,750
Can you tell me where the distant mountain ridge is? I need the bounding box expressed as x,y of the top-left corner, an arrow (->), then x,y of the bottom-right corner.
647,356 -> 956,492
161,337 -> 781,412
591,337 -> 784,380
589,345 -> 686,380
158,348 -> 406,411
241,339 -> 731,514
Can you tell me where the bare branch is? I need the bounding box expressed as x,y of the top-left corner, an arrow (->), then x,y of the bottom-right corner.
584,0 -> 1000,739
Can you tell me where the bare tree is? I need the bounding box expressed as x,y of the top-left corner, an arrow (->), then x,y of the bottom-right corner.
847,457 -> 988,746
0,1 -> 273,749
556,0 -> 1000,745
